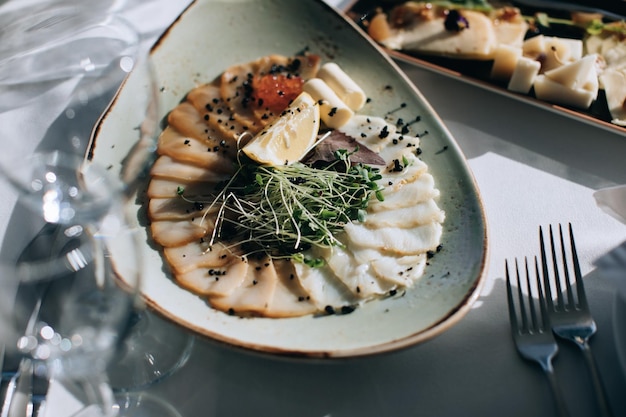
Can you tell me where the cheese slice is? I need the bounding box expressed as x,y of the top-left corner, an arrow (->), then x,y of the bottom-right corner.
382,10 -> 498,60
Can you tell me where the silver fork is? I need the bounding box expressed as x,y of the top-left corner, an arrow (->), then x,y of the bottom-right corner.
539,223 -> 614,417
505,257 -> 570,417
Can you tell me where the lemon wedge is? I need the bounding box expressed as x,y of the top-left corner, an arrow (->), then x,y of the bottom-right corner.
242,92 -> 320,166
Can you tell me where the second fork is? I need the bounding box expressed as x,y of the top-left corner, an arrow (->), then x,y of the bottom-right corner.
540,223 -> 613,417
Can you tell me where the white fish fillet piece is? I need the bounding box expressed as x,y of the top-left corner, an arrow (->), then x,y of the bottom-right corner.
148,198 -> 217,221
293,261 -> 358,309
325,244 -> 396,298
338,114 -> 395,152
369,252 -> 427,287
151,155 -> 231,183
150,219 -> 212,248
147,178 -> 218,199
369,173 -> 439,212
163,241 -> 239,275
376,150 -> 429,191
268,259 -> 318,317
210,257 -> 278,316
175,259 -> 249,297
364,199 -> 445,228
344,221 -> 443,256
182,83 -> 250,140
158,126 -> 234,172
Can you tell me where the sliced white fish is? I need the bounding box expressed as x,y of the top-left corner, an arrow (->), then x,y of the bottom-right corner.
268,259 -> 318,317
157,126 -> 234,172
175,258 -> 248,297
369,173 -> 439,212
151,155 -> 231,183
210,257 -> 277,316
377,137 -> 420,162
166,101 -> 219,142
147,178 -> 218,199
184,82 -> 252,139
150,219 -> 213,248
325,245 -> 396,298
344,221 -> 443,256
293,261 -> 358,310
370,252 -> 427,287
364,199 -> 445,228
338,114 -> 395,152
164,241 -> 239,275
148,198 -> 218,221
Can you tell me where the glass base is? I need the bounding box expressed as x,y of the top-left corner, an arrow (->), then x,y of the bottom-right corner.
106,311 -> 194,392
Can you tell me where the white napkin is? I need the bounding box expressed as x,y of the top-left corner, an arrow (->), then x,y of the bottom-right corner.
594,184 -> 626,225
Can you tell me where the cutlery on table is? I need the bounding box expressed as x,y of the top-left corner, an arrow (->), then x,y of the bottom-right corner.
505,257 -> 570,417
539,223 -> 614,417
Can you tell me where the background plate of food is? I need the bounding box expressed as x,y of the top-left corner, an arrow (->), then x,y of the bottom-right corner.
345,0 -> 626,136
91,0 -> 488,358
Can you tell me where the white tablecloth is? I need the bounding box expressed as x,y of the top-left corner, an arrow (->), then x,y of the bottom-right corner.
2,1 -> 626,416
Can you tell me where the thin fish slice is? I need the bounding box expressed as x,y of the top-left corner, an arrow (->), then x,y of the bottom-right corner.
163,241 -> 239,275
148,197 -> 217,221
147,178 -> 218,199
343,221 -> 443,256
150,219 -> 213,248
151,155 -> 231,183
267,259 -> 318,317
157,126 -> 234,172
210,256 -> 278,316
175,258 -> 249,297
364,199 -> 445,228
293,261 -> 358,310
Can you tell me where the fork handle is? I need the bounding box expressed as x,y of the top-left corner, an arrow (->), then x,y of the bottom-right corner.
578,340 -> 614,417
544,366 -> 570,417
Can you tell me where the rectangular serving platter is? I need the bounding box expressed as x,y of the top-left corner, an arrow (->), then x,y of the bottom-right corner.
344,0 -> 626,136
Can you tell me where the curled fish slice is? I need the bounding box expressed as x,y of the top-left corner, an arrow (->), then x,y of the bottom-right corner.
369,173 -> 439,212
370,253 -> 426,287
339,114 -> 396,152
364,199 -> 445,228
175,258 -> 249,297
150,219 -> 213,248
157,126 -> 234,172
186,81 -> 253,139
167,101 -> 236,153
147,178 -> 217,199
151,155 -> 231,183
148,197 -> 217,221
210,256 -> 277,316
293,261 -> 358,310
343,221 -> 443,256
267,259 -> 318,317
325,244 -> 396,298
164,241 -> 238,275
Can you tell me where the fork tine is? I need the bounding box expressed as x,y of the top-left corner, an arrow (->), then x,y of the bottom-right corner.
522,258 -> 539,333
548,225 -> 567,311
534,256 -> 549,332
568,222 -> 589,310
505,260 -> 519,333
515,259 -> 530,332
539,226 -> 556,311
557,224 -> 576,310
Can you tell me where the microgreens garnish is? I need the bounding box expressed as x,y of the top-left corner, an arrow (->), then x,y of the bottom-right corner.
181,148 -> 385,265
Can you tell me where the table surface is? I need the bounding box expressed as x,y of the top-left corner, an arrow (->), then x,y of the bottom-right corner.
2,1 -> 626,416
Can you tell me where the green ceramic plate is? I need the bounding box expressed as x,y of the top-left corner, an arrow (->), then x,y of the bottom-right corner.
92,0 -> 488,358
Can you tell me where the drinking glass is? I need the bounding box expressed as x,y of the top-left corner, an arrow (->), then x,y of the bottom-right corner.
0,155 -> 141,417
0,7 -> 191,413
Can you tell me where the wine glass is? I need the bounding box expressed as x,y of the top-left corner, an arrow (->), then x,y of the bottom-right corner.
0,8 -> 190,413
0,156 -> 142,417
0,5 -> 139,113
